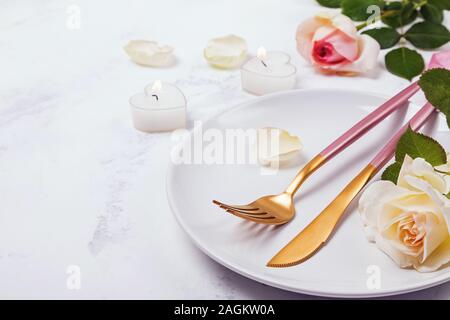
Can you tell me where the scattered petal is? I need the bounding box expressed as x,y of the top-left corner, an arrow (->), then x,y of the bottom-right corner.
256,127 -> 302,167
204,35 -> 247,69
124,40 -> 174,67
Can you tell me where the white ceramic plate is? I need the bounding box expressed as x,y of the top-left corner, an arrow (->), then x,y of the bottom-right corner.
167,89 -> 450,298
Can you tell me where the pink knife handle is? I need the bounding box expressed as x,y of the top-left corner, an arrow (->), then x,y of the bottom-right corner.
370,103 -> 436,169
320,82 -> 419,160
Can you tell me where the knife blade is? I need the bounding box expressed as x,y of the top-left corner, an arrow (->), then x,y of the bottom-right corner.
267,164 -> 377,268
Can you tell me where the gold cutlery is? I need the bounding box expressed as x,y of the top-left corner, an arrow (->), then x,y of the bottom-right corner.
213,82 -> 420,224
267,103 -> 435,267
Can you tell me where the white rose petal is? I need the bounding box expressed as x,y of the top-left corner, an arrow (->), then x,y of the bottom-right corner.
374,233 -> 418,268
435,152 -> 450,194
415,237 -> 450,272
435,153 -> 450,173
422,212 -> 448,262
124,40 -> 174,67
359,181 -> 410,241
203,35 -> 247,69
256,127 -> 302,167
398,155 -> 447,194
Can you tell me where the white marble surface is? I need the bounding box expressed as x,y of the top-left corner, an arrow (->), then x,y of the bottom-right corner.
0,0 -> 449,299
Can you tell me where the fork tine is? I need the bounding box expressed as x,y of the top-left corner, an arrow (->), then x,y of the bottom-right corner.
224,207 -> 268,216
212,200 -> 259,211
225,209 -> 269,222
213,200 -> 285,224
213,201 -> 268,216
217,204 -> 268,216
225,209 -> 275,222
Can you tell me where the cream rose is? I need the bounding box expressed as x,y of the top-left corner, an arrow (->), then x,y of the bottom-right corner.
359,155 -> 450,272
435,153 -> 450,191
296,12 -> 380,74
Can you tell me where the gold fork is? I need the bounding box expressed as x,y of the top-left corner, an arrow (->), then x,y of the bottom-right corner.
212,82 -> 420,224
213,155 -> 324,225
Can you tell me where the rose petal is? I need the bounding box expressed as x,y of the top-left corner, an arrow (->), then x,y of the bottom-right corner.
322,30 -> 358,61
315,12 -> 334,21
375,234 -> 418,268
444,176 -> 450,195
359,181 -> 401,227
386,192 -> 438,218
256,127 -> 302,166
124,40 -> 174,67
398,156 -> 448,194
435,152 -> 450,174
428,50 -> 450,70
403,175 -> 450,234
312,26 -> 336,42
327,34 -> 379,73
380,212 -> 424,257
203,34 -> 247,69
415,236 -> 450,272
296,17 -> 327,62
422,212 -> 448,262
331,13 -> 357,39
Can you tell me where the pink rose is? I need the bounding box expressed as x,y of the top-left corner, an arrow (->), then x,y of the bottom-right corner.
296,13 -> 380,74
428,50 -> 450,70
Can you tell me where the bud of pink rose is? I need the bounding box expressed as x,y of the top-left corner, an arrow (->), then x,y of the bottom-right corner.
296,13 -> 380,74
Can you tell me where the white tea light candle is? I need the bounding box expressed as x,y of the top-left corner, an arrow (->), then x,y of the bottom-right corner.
129,80 -> 186,132
241,47 -> 297,95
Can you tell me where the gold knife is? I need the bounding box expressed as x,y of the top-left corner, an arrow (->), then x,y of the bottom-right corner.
267,103 -> 435,268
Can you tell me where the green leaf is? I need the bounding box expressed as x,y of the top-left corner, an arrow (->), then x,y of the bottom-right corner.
382,2 -> 418,28
405,21 -> 450,49
381,162 -> 402,183
385,48 -> 425,81
428,0 -> 450,11
317,0 -> 342,8
420,3 -> 444,23
341,0 -> 385,21
446,192 -> 450,199
419,68 -> 450,128
362,27 -> 401,49
395,127 -> 447,166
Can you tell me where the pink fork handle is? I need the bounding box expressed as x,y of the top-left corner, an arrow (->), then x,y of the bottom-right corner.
370,103 -> 436,170
320,82 -> 420,160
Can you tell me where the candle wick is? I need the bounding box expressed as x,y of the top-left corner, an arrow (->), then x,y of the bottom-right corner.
261,60 -> 267,67
152,94 -> 159,101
